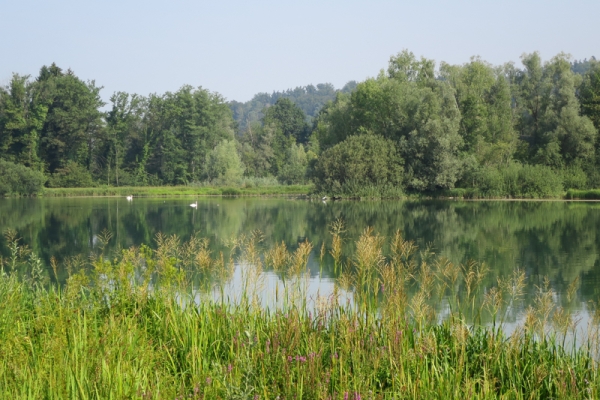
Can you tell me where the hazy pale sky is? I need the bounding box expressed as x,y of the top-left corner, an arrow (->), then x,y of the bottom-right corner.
1,0 -> 598,103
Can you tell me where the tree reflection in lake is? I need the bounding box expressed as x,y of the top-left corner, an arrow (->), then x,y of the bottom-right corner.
1,197 -> 600,317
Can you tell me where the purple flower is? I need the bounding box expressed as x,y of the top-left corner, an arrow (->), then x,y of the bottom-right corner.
227,364 -> 233,373
205,377 -> 211,385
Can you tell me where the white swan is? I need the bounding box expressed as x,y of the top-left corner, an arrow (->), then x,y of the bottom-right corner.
190,201 -> 198,208
126,195 -> 133,201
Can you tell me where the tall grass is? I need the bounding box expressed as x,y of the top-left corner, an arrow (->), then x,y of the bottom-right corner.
1,227 -> 599,399
42,184 -> 312,197
566,189 -> 600,200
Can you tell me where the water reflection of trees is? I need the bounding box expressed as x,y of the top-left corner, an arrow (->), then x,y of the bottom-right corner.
1,198 -> 600,309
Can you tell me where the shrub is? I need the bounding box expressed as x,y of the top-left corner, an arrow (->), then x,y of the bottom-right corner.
221,187 -> 241,196
47,161 -> 95,188
0,160 -> 46,196
515,164 -> 563,198
457,162 -> 563,198
312,134 -> 404,196
561,165 -> 588,190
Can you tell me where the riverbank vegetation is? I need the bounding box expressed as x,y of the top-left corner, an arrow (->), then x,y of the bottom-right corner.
1,53 -> 599,198
1,226 -> 599,398
43,184 -> 311,197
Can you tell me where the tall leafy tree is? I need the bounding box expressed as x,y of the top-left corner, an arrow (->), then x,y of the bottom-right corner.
102,92 -> 146,185
513,53 -> 596,168
239,121 -> 276,178
441,58 -> 517,166
579,60 -> 600,131
143,86 -> 235,184
278,143 -> 308,184
206,139 -> 244,185
314,51 -> 463,190
262,98 -> 309,143
0,74 -> 47,170
36,64 -> 105,173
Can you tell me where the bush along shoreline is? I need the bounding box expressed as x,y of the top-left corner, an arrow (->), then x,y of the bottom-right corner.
1,227 -> 599,398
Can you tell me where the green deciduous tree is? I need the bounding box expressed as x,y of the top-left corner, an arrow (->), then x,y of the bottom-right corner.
263,98 -> 309,144
206,139 -> 245,185
314,51 -> 463,190
36,64 -> 105,174
441,58 -> 517,166
579,61 -> 600,132
101,92 -> 147,186
513,53 -> 596,169
239,121 -> 276,178
0,74 -> 47,170
278,143 -> 308,184
143,86 -> 235,184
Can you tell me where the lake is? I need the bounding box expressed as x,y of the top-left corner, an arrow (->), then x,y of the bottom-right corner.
1,197 -> 600,325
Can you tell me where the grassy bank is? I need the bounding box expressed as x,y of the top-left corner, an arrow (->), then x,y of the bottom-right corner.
1,228 -> 599,398
42,184 -> 312,197
566,189 -> 600,200
435,187 -> 600,200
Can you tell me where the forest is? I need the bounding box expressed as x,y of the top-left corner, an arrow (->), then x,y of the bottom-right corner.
0,51 -> 599,198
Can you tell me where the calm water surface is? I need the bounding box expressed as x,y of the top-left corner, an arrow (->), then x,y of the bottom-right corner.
2,197 -> 600,324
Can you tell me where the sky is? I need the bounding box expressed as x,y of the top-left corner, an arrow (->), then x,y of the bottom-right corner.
1,0 -> 598,103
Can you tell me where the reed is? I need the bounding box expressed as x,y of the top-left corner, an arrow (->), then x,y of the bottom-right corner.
0,228 -> 599,399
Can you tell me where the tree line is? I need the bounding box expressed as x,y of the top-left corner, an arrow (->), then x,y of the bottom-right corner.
0,52 -> 599,197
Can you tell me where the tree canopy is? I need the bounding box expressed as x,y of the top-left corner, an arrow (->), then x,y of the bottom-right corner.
1,52 -> 599,197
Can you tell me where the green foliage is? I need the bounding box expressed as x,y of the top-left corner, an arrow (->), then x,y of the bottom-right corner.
561,165 -> 588,189
572,57 -> 597,75
1,53 -> 599,196
312,134 -> 404,196
143,86 -> 236,185
461,163 -> 563,198
36,64 -> 105,173
0,74 -> 47,170
566,188 -> 600,199
278,143 -> 308,184
46,161 -> 95,188
0,160 -> 46,196
579,60 -> 600,132
221,187 -> 241,196
41,184 -> 311,197
315,51 -> 463,191
239,121 -> 277,178
441,58 -> 517,165
263,98 -> 309,143
229,82 -> 356,133
513,53 -> 597,169
206,139 -> 245,186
